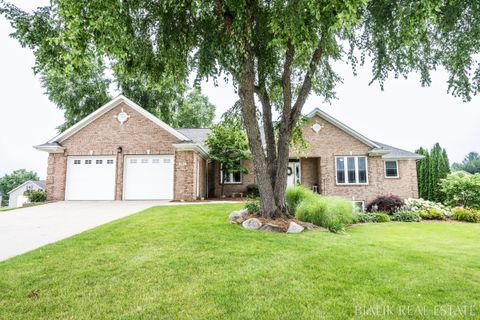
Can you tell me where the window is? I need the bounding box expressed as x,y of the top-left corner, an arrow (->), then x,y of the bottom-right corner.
385,160 -> 399,178
73,160 -> 81,165
96,160 -> 103,164
335,156 -> 368,184
220,163 -> 241,184
85,160 -> 92,164
353,201 -> 365,212
107,159 -> 114,164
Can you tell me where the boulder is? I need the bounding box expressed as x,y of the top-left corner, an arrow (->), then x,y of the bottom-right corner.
259,223 -> 284,233
287,222 -> 304,233
242,218 -> 262,230
228,209 -> 248,224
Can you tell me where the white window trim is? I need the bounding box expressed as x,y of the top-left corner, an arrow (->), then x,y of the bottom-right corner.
353,201 -> 365,212
335,156 -> 369,185
384,160 -> 399,178
220,164 -> 242,185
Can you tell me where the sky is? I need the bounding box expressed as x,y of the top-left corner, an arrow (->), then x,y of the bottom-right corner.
1,1 -> 479,179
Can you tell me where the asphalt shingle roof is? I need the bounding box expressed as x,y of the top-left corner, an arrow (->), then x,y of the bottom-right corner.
175,128 -> 211,151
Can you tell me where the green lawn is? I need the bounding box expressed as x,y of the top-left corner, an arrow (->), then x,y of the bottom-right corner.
1,204 -> 479,319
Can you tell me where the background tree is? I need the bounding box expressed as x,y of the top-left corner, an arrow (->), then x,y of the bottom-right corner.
2,0 -> 479,217
205,118 -> 250,197
0,3 -> 215,131
0,169 -> 39,206
452,152 -> 480,174
415,147 -> 430,199
416,143 -> 450,202
171,87 -> 216,128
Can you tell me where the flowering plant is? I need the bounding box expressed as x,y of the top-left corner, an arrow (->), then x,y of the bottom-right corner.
404,198 -> 451,218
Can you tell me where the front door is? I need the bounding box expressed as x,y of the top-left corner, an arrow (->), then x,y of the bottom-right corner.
287,161 -> 301,187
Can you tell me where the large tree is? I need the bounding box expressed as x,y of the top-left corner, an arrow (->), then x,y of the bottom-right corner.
3,0 -> 480,217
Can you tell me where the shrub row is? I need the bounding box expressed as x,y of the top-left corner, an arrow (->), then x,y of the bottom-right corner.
356,212 -> 390,223
286,186 -> 355,232
392,211 -> 421,222
451,207 -> 480,223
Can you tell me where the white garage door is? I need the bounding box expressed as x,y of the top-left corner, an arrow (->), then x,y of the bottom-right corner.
123,155 -> 174,200
66,156 -> 116,200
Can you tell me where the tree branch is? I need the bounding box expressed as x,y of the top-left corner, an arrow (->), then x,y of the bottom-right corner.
282,39 -> 295,121
290,38 -> 326,126
214,0 -> 233,33
254,78 -> 277,182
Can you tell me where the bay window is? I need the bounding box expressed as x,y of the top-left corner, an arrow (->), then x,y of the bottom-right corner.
336,156 -> 368,184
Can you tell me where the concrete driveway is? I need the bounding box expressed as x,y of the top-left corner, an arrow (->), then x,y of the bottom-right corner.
0,201 -> 178,261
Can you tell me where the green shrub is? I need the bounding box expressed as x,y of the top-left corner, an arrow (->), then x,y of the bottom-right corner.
295,196 -> 355,232
286,186 -> 316,215
418,208 -> 445,220
392,211 -> 421,222
26,190 -> 46,203
246,184 -> 259,198
440,173 -> 480,209
245,200 -> 260,214
356,212 -> 390,223
451,207 -> 480,223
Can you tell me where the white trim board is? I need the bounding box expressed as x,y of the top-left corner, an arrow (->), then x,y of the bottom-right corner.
47,95 -> 190,144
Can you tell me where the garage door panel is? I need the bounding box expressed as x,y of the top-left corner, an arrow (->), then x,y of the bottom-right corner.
123,155 -> 174,200
66,156 -> 116,200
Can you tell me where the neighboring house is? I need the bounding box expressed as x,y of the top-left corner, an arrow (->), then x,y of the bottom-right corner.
8,180 -> 46,208
35,95 -> 422,207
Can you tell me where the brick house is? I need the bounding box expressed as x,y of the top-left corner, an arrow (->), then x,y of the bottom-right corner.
35,95 -> 421,208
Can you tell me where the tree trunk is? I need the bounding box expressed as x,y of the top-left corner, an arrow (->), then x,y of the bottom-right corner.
234,3 -> 325,219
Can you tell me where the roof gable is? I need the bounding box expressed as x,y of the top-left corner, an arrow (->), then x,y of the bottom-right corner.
8,180 -> 45,195
47,95 -> 189,144
306,108 -> 380,148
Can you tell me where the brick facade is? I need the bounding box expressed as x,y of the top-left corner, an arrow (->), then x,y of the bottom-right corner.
210,115 -> 419,204
45,102 -> 204,201
43,97 -> 418,204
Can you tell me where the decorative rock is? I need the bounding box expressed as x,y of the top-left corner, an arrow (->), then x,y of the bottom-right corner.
242,218 -> 262,230
228,209 -> 248,224
287,222 -> 304,233
259,223 -> 284,232
303,222 -> 318,230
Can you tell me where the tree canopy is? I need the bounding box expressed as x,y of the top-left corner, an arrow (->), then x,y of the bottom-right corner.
205,117 -> 251,197
0,2 -> 215,131
452,152 -> 480,174
0,169 -> 39,206
2,0 -> 479,217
